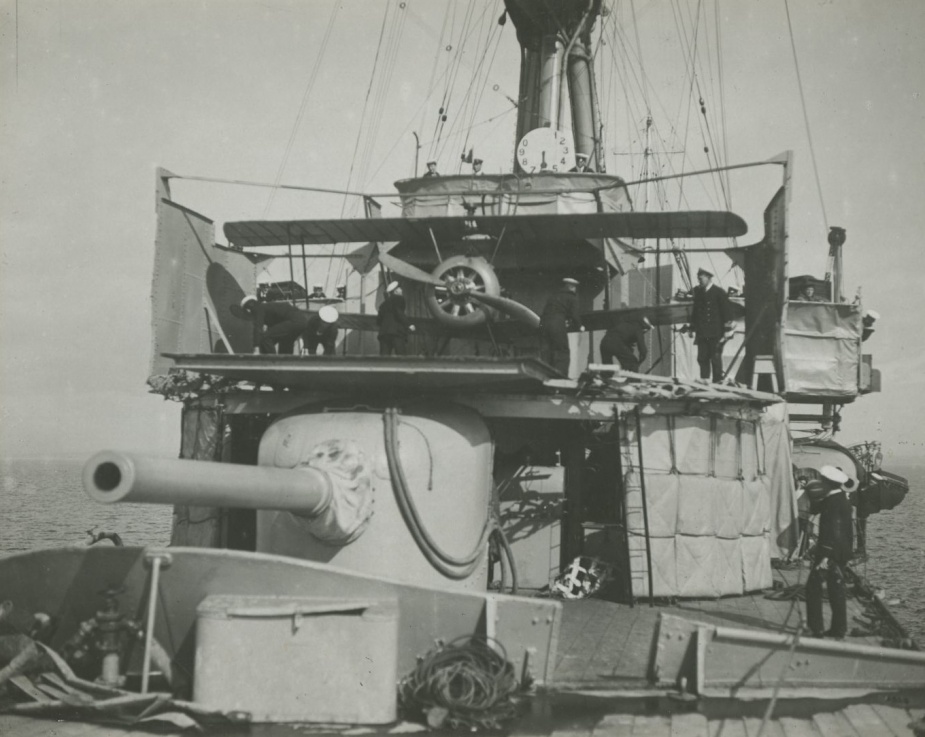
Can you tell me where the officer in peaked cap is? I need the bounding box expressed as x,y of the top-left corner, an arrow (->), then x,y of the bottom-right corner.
302,305 -> 340,355
423,160 -> 440,178
377,281 -> 416,355
540,277 -> 585,376
805,464 -> 853,640
239,294 -> 310,355
688,267 -> 733,382
472,158 -> 484,175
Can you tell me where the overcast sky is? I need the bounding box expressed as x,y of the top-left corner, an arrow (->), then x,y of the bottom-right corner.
1,0 -> 923,463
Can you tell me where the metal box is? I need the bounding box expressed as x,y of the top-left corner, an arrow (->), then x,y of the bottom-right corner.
194,595 -> 399,724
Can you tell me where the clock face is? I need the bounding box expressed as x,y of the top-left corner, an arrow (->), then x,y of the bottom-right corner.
517,128 -> 574,173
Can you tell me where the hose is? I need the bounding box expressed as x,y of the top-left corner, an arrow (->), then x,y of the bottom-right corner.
490,527 -> 519,595
383,408 -> 491,579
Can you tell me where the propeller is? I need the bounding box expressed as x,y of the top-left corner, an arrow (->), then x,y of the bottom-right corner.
378,249 -> 444,287
380,248 -> 540,329
469,291 -> 540,329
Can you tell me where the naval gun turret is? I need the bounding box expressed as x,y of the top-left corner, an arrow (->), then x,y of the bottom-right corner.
83,404 -> 493,592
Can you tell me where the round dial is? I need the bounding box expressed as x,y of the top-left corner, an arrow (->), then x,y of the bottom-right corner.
516,128 -> 574,173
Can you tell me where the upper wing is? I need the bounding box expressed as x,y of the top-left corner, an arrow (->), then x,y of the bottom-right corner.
224,210 -> 747,249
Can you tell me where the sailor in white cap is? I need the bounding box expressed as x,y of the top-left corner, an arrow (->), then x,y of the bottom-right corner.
805,464 -> 853,640
302,305 -> 340,355
862,309 -> 880,341
540,277 -> 585,375
599,314 -> 653,372
570,152 -> 592,173
688,267 -> 733,382
377,281 -> 416,355
423,160 -> 440,178
238,294 -> 310,354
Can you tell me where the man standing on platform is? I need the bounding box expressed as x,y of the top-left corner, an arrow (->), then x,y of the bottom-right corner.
377,281 -> 416,355
540,277 -> 585,376
688,267 -> 733,381
805,465 -> 853,640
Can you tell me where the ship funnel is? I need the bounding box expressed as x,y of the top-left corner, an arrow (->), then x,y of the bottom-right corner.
83,451 -> 332,517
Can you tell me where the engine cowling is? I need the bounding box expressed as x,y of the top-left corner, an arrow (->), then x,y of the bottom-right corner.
425,255 -> 500,327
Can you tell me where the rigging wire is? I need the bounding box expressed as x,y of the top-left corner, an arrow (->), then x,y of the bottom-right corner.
262,0 -> 340,218
783,0 -> 829,231
456,15 -> 506,170
715,0 -> 732,208
333,0 -> 409,287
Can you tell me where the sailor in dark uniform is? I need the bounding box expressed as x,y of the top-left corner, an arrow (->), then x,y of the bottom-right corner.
422,160 -> 440,178
540,277 -> 585,376
377,281 -> 416,355
240,295 -> 310,354
805,465 -> 854,640
599,316 -> 652,372
688,268 -> 732,381
302,305 -> 339,355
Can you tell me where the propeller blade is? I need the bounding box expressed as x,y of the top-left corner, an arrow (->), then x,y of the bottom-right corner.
379,250 -> 444,287
469,292 -> 541,329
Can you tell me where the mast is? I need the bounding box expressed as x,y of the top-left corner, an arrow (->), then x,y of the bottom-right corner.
505,0 -> 603,168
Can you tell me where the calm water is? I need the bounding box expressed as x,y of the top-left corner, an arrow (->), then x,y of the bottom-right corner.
0,457 -> 173,553
1,457 -> 922,642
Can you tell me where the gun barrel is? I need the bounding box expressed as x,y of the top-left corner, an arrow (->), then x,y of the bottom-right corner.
83,451 -> 331,516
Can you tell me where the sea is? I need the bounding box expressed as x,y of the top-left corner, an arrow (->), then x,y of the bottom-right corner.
1,456 -> 923,643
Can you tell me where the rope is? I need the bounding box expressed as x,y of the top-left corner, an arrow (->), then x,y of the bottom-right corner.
262,1 -> 340,218
783,0 -> 829,231
398,635 -> 523,730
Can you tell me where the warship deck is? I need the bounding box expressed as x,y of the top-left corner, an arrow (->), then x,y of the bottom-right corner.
552,566 -> 879,688
3,566 -> 922,737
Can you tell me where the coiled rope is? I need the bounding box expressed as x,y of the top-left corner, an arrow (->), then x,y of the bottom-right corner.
398,635 -> 524,730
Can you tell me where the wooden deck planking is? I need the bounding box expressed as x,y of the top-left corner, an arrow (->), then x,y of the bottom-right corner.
841,703 -> 901,735
777,717 -> 821,737
630,714 -> 671,736
668,712 -> 710,737
709,717 -> 748,737
811,711 -> 864,737
0,715 -> 164,737
592,713 -> 635,735
869,704 -> 920,736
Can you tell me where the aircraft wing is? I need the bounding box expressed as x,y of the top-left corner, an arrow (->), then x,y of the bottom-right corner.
224,210 -> 747,249
578,300 -> 745,332
334,310 -> 535,342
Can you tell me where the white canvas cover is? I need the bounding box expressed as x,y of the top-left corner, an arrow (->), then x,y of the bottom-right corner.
622,409 -> 792,598
784,302 -> 862,397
